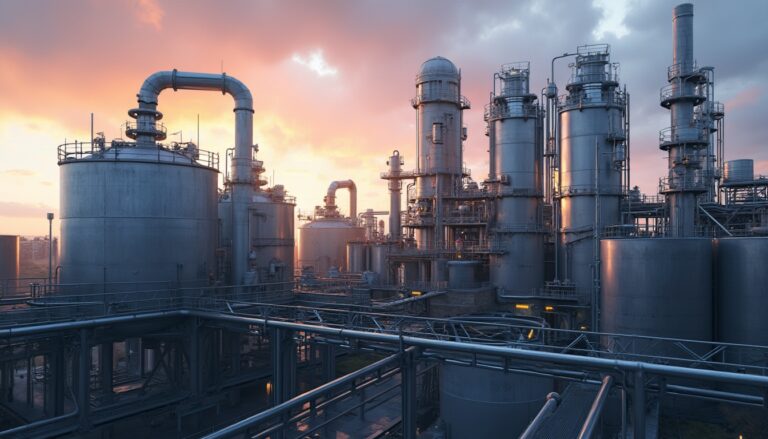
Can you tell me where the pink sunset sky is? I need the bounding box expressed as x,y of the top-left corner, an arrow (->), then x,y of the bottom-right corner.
1,0 -> 767,236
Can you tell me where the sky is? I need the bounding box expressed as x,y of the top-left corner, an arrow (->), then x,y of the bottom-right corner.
0,0 -> 767,236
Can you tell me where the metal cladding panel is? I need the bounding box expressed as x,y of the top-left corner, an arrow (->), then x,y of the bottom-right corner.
493,117 -> 539,189
491,234 -> 545,293
346,242 -> 369,273
723,159 -> 754,183
447,261 -> 480,289
0,235 -> 20,284
600,238 -> 713,342
559,107 -> 624,194
298,220 -> 364,275
715,237 -> 768,349
59,158 -> 218,292
249,200 -> 295,282
440,364 -> 553,439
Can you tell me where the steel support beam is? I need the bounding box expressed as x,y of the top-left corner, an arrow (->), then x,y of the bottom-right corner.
520,392 -> 561,439
633,368 -> 646,439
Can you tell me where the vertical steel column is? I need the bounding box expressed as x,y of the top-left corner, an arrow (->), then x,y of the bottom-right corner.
401,347 -> 417,439
322,344 -> 336,383
270,327 -> 296,405
633,368 -> 646,439
189,318 -> 201,396
52,342 -> 65,415
100,342 -> 113,402
78,329 -> 90,429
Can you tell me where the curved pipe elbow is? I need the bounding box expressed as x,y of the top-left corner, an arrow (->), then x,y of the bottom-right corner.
326,179 -> 357,219
138,70 -> 253,111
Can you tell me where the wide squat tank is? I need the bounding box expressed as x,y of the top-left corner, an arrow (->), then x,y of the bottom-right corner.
59,145 -> 218,292
440,364 -> 553,438
299,218 -> 364,276
715,237 -> 768,363
600,238 -> 713,352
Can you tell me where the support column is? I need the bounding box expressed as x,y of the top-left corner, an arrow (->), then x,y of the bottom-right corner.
78,329 -> 91,430
270,328 -> 296,405
321,344 -> 336,383
401,348 -> 417,439
633,368 -> 645,439
100,342 -> 113,403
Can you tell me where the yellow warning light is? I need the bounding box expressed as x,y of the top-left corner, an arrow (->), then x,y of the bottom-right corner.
545,305 -> 555,312
527,329 -> 535,340
515,304 -> 530,310
411,291 -> 422,297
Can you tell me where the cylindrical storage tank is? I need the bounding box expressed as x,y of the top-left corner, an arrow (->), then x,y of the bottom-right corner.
298,219 -> 364,276
715,237 -> 768,363
600,238 -> 713,351
440,364 -> 553,438
248,194 -> 295,284
0,235 -> 20,294
370,243 -> 393,284
59,147 -> 219,293
447,260 -> 479,289
723,159 -> 754,184
346,241 -> 369,273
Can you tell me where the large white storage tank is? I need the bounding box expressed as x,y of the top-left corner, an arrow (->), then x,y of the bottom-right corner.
59,143 -> 219,292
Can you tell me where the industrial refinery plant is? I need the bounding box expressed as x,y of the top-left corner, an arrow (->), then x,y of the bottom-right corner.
1,3 -> 768,438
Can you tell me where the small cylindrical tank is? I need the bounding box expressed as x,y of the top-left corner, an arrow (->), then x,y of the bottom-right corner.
346,241 -> 369,273
247,193 -> 295,284
723,159 -> 754,184
299,219 -> 364,275
600,238 -> 713,349
440,364 -> 553,438
59,145 -> 219,292
0,235 -> 20,293
447,260 -> 480,289
370,243 -> 394,284
715,237 -> 768,362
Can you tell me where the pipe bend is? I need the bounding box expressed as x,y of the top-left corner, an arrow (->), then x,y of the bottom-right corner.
138,70 -> 253,110
326,179 -> 357,218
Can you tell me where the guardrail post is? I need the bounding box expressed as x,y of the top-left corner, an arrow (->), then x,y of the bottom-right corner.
633,368 -> 645,439
401,347 -> 417,439
78,329 -> 91,431
322,344 -> 336,383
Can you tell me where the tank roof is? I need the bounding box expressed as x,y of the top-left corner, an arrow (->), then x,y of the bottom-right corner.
416,56 -> 459,83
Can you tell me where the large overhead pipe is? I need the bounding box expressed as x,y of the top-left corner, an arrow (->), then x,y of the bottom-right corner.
324,179 -> 357,218
132,70 -> 254,284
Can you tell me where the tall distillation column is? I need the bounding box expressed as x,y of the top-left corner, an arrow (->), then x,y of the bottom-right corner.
485,63 -> 545,294
659,3 -> 709,236
558,45 -> 627,303
411,57 -> 470,251
387,150 -> 403,240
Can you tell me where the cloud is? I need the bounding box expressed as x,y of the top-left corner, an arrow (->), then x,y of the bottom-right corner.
0,202 -> 55,218
0,169 -> 36,178
133,0 -> 164,30
291,50 -> 339,77
592,0 -> 632,39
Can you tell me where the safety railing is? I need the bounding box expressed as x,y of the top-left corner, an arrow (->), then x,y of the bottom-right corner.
658,125 -> 709,147
483,101 -> 539,120
57,140 -> 219,170
659,83 -> 705,105
667,61 -> 701,81
411,92 -> 471,109
558,89 -> 625,110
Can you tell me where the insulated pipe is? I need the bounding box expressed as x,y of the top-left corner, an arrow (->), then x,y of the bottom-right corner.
325,179 -> 357,218
134,70 -> 254,285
